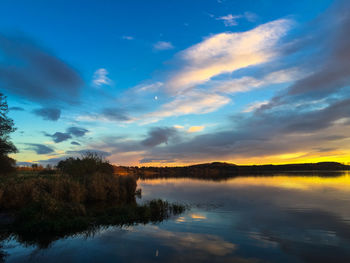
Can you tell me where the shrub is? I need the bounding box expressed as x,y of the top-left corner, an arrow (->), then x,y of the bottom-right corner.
0,155 -> 16,175
57,152 -> 113,179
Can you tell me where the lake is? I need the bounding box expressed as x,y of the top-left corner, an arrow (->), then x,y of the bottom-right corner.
3,172 -> 350,263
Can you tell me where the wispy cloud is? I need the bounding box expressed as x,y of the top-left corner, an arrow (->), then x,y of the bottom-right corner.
216,12 -> 257,26
143,91 -> 230,123
187,126 -> 205,133
216,14 -> 242,26
167,19 -> 292,93
92,68 -> 112,87
243,101 -> 269,113
135,19 -> 291,123
153,41 -> 174,51
77,107 -> 132,123
213,67 -> 303,94
122,35 -> 134,40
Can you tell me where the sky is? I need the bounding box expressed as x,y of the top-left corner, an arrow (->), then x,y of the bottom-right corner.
1,0 -> 350,166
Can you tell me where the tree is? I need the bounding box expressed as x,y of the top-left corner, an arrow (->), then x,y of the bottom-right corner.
0,93 -> 17,173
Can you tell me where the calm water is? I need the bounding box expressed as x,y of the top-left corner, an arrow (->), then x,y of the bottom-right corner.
4,172 -> 350,263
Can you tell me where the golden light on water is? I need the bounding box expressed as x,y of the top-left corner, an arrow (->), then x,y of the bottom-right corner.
140,172 -> 350,192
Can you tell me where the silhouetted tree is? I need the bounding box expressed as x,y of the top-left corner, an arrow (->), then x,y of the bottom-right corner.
0,93 -> 17,174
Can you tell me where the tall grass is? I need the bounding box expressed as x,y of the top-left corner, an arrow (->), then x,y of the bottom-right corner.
0,173 -> 137,210
0,153 -> 185,245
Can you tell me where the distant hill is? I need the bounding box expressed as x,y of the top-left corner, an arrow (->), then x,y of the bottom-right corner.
114,162 -> 350,179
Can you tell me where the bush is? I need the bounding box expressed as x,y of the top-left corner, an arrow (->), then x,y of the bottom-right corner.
0,155 -> 16,175
57,152 -> 113,179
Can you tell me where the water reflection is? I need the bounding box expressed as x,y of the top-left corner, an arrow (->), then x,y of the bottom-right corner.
4,172 -> 350,262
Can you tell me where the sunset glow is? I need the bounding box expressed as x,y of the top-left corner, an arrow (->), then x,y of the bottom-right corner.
1,0 -> 349,167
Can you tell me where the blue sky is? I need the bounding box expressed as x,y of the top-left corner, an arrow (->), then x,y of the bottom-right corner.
1,0 -> 350,166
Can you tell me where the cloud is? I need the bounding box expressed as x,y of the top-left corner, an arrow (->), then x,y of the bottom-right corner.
213,67 -> 302,94
0,34 -> 83,104
134,226 -> 236,257
77,108 -> 132,123
101,107 -> 131,121
216,14 -> 242,26
143,90 -> 230,122
215,12 -> 257,26
140,97 -> 350,163
167,19 -> 292,93
66,149 -> 111,157
92,68 -> 112,87
71,141 -> 81,146
50,132 -> 72,143
45,126 -> 89,143
9,106 -> 24,111
26,143 -> 54,154
132,2 -> 350,164
131,82 -> 163,93
259,1 -> 350,112
139,157 -> 176,164
153,41 -> 174,51
122,35 -> 134,40
67,126 -> 89,137
187,126 -> 205,133
243,101 -> 269,113
32,107 -> 61,121
141,127 -> 179,147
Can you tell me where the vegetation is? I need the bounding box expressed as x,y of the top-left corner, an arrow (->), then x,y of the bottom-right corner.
6,199 -> 185,248
119,162 -> 350,180
0,96 -> 185,253
57,152 -> 114,179
0,93 -> 17,174
0,154 -> 186,252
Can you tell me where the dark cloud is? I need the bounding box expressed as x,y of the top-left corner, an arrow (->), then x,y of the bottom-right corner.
71,141 -> 81,146
101,107 -> 131,121
142,127 -> 178,147
260,0 -> 350,111
33,107 -> 61,121
45,126 -> 88,143
0,34 -> 83,104
26,143 -> 54,154
128,95 -> 350,163
67,127 -> 89,137
51,132 -> 72,143
9,106 -> 24,111
139,157 -> 176,164
66,149 -> 111,157
89,1 -> 350,164
289,2 -> 350,97
133,1 -> 350,163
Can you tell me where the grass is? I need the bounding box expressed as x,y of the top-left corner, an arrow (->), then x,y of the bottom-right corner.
0,154 -> 186,249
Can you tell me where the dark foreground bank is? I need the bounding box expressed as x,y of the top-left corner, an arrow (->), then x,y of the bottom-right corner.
0,154 -> 186,252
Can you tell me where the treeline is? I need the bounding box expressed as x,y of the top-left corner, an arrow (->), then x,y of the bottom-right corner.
117,161 -> 350,180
